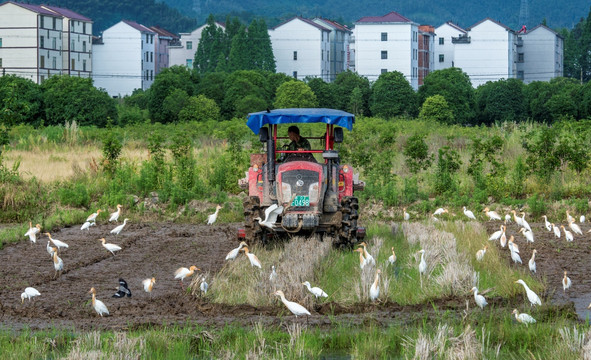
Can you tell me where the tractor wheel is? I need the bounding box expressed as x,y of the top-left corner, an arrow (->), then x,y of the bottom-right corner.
243,196 -> 263,244
335,196 -> 359,248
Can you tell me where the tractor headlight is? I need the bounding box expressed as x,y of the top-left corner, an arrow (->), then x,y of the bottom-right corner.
281,182 -> 292,204
309,182 -> 319,204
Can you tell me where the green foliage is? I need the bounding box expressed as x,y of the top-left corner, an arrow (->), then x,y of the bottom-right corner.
307,77 -> 337,108
418,95 -> 454,124
403,134 -> 433,174
509,156 -> 527,197
179,95 -> 221,122
466,136 -> 506,198
348,87 -> 365,116
222,71 -> 268,117
475,78 -> 526,124
333,71 -> 371,115
117,105 -> 147,126
434,146 -> 461,194
194,15 -> 226,74
101,125 -> 122,175
274,81 -> 318,108
123,89 -> 149,110
370,71 -> 417,118
527,193 -> 547,218
197,72 -> 228,107
41,76 -> 116,127
148,66 -> 198,123
418,68 -> 475,125
162,89 -> 190,123
0,75 -> 43,127
58,183 -> 90,208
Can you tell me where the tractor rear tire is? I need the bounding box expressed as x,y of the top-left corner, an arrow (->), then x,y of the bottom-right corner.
243,196 -> 263,244
335,196 -> 359,248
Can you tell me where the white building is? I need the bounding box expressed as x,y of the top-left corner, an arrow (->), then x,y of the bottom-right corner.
168,22 -> 224,69
269,16 -> 331,81
434,22 -> 467,70
42,5 -> 92,78
0,2 -> 63,84
93,20 -> 156,97
354,11 -> 420,89
520,24 -> 563,83
312,18 -> 352,81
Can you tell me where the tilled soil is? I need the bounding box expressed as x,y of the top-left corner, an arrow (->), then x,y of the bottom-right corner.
484,220 -> 591,318
0,220 -> 587,331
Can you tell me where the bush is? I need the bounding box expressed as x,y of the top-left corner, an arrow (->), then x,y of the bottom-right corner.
403,134 -> 433,174
419,95 -> 454,124
58,183 -> 90,208
179,95 -> 221,122
274,81 -> 318,108
527,193 -> 547,218
434,146 -> 461,195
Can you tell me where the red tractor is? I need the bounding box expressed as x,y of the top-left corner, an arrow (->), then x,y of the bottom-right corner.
237,108 -> 365,247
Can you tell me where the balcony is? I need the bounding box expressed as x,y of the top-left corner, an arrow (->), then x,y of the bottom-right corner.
452,35 -> 470,44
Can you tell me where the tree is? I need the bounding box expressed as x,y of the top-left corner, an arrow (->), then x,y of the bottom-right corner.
162,89 -> 190,123
41,76 -> 116,127
250,18 -> 275,72
274,81 -> 318,108
403,134 -> 433,174
370,71 -> 416,118
307,77 -> 337,108
148,66 -> 198,123
228,25 -> 251,71
418,68 -> 475,125
418,95 -> 454,124
332,71 -> 371,115
197,72 -> 228,107
475,79 -> 526,124
0,75 -> 43,126
178,95 -> 221,122
222,70 -> 267,118
194,15 -> 225,74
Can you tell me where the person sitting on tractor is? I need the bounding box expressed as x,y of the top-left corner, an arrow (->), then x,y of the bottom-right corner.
287,126 -> 311,151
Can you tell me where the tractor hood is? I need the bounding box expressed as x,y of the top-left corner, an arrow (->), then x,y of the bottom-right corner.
246,108 -> 355,135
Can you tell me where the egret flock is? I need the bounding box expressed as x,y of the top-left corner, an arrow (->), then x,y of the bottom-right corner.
17,203 -> 591,324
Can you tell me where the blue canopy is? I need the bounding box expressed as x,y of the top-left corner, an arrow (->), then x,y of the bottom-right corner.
247,108 -> 355,134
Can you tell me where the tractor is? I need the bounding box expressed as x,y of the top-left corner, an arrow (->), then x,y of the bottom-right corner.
237,108 -> 365,247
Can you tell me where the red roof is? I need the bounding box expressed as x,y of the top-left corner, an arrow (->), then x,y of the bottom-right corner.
122,20 -> 156,34
467,17 -> 513,32
149,26 -> 178,39
272,16 -> 330,32
1,1 -> 58,16
41,5 -> 91,22
356,11 -> 412,24
313,17 -> 352,33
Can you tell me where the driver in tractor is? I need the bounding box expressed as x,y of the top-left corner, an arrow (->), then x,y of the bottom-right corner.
287,126 -> 311,151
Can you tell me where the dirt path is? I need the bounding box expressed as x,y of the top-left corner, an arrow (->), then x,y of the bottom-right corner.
0,220 -> 587,331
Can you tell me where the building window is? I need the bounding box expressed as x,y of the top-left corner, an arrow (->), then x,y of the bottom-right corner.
186,41 -> 192,50
321,50 -> 324,60
84,23 -> 87,34
381,32 -> 387,41
439,37 -> 444,45
40,36 -> 45,48
293,71 -> 297,79
146,34 -> 149,43
186,59 -> 193,68
71,59 -> 75,70
71,40 -> 75,51
293,51 -> 297,60
52,57 -> 56,69
0,38 -> 2,47
53,17 -> 56,29
83,59 -> 86,72
439,54 -> 444,62
151,35 -> 154,44
150,52 -> 153,62
517,71 -> 524,79
0,58 -> 3,67
327,51 -> 329,61
150,70 -> 153,80
518,53 -> 524,62
381,51 -> 387,59
40,75 -> 45,82
52,38 -> 56,49
145,52 -> 149,62
83,41 -> 86,52
381,69 -> 387,74
40,56 -> 45,68
40,16 -> 44,28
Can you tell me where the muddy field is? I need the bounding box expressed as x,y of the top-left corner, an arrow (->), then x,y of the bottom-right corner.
0,220 -> 588,331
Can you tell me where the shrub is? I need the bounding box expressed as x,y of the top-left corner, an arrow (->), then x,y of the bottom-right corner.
58,183 -> 90,208
403,134 -> 433,174
419,95 -> 454,124
434,146 -> 461,195
179,95 -> 221,122
274,81 -> 318,108
527,193 -> 547,217
101,123 -> 122,175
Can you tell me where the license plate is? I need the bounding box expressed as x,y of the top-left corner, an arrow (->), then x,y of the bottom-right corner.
291,195 -> 310,207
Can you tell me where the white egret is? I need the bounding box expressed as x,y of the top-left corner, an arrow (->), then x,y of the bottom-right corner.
581,215 -> 586,223
500,231 -> 507,248
518,228 -> 534,243
520,212 -> 532,232
552,223 -> 561,238
353,248 -> 366,269
110,218 -> 129,236
86,209 -> 102,223
225,241 -> 248,261
568,219 -> 583,236
200,276 -> 208,295
45,232 -> 69,251
241,247 -> 262,269
528,250 -> 537,273
489,225 -> 505,241
463,206 -> 477,220
269,265 -> 277,282
476,246 -> 488,261
483,207 -> 501,221
88,287 -> 109,317
504,214 -> 511,224
512,210 -> 524,227
51,248 -> 63,277
510,247 -> 522,264
358,242 -> 375,266
24,222 -> 42,244
470,287 -> 488,309
417,249 -> 427,287
99,238 -> 122,255
563,271 -> 572,292
433,208 -> 447,216
542,215 -> 552,232
388,247 -> 396,265
254,204 -> 284,229
46,241 -> 54,257
508,236 -> 520,253
109,205 -> 122,222
302,281 -> 328,299
207,205 -> 222,225
369,270 -> 380,301
142,277 -> 156,295
21,287 -> 41,303
566,211 -> 574,224
274,290 -> 310,317
561,226 -> 574,242
403,207 -> 410,221
515,279 -> 541,306
80,221 -> 96,231
174,265 -> 199,284
512,309 -> 536,325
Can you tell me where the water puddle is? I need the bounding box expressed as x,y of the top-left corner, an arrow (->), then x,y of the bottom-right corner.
569,293 -> 591,321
